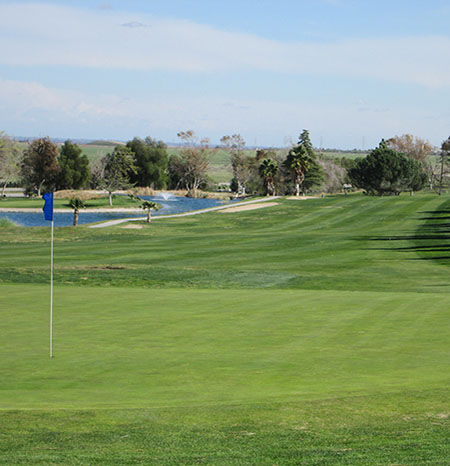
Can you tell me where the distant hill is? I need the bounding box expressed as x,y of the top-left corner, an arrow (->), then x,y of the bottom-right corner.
15,137 -> 125,146
86,140 -> 125,146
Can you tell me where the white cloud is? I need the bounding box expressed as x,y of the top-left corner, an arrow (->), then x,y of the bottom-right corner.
1,78 -> 447,148
0,2 -> 449,88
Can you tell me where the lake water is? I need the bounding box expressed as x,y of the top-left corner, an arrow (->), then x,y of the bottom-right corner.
0,195 -> 235,227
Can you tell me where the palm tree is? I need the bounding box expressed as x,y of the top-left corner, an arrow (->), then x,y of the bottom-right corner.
68,198 -> 86,226
141,201 -> 161,223
258,158 -> 278,196
285,146 -> 310,196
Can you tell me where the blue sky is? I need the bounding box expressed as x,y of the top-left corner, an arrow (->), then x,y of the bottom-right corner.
0,0 -> 449,148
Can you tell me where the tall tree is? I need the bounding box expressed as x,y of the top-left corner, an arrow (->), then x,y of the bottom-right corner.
436,136 -> 450,195
101,146 -> 137,206
169,130 -> 210,198
220,134 -> 251,196
0,131 -> 21,196
285,130 -> 323,195
21,137 -> 60,196
126,137 -> 168,188
284,145 -> 310,196
57,140 -> 90,190
349,140 -> 427,196
259,158 -> 278,196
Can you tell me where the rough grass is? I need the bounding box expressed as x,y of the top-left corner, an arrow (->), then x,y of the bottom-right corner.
0,192 -> 449,464
0,218 -> 17,227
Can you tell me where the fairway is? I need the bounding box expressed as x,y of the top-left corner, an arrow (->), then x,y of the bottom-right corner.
1,193 -> 449,464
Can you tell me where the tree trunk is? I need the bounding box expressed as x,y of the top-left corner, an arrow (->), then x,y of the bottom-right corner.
37,179 -> 45,197
438,155 -> 445,196
269,180 -> 275,196
147,210 -> 151,223
295,182 -> 300,196
109,192 -> 113,206
1,180 -> 7,197
73,209 -> 79,226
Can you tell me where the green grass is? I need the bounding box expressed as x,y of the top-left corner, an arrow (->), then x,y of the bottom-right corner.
318,150 -> 369,160
2,285 -> 448,409
0,195 -> 141,209
0,192 -> 449,464
77,144 -> 113,160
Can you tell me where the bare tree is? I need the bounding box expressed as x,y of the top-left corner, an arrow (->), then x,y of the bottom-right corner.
101,146 -> 137,206
318,158 -> 348,193
387,134 -> 434,189
220,134 -> 251,196
387,134 -> 433,162
171,130 -> 210,198
0,131 -> 21,196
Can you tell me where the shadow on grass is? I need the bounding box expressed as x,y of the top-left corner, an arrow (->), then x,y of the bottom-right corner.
356,200 -> 450,263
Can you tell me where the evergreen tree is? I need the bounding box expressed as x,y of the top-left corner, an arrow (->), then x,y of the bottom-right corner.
349,140 -> 427,195
21,137 -> 59,196
57,140 -> 90,190
436,136 -> 450,195
126,137 -> 168,188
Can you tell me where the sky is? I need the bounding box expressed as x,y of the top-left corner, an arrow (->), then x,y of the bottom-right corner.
0,0 -> 449,149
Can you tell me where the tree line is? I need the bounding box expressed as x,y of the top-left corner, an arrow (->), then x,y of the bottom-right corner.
1,129 -> 449,199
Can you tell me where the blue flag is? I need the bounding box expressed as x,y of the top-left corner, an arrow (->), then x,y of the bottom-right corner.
42,192 -> 54,221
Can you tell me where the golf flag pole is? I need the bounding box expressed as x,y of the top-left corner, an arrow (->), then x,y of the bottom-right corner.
42,192 -> 54,358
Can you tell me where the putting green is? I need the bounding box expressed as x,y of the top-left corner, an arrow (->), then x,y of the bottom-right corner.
1,285 -> 448,409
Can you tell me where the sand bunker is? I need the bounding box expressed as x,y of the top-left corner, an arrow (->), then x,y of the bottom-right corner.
220,202 -> 278,213
285,196 -> 319,200
121,224 -> 143,229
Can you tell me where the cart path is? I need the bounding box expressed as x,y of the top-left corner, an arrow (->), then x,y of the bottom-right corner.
88,197 -> 281,228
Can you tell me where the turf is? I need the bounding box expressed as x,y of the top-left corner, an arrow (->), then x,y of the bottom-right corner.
0,195 -> 141,209
0,192 -> 449,464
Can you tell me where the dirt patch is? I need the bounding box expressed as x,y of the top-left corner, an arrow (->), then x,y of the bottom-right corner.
131,187 -> 233,200
220,202 -> 278,213
87,266 -> 128,270
285,195 -> 319,200
54,190 -> 107,200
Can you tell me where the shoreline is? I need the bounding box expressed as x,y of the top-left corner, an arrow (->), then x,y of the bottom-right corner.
0,207 -> 144,213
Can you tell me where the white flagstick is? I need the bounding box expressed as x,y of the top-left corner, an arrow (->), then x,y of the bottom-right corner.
50,219 -> 54,358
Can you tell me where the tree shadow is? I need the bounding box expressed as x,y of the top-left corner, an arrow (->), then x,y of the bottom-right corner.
357,200 -> 450,263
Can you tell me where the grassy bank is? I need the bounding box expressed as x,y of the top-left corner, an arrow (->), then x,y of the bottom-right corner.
0,195 -> 141,210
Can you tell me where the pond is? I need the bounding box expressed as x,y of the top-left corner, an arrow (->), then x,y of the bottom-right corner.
0,194 -> 236,227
